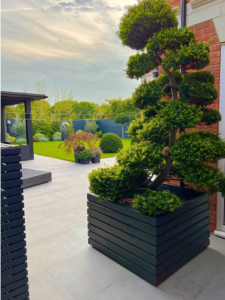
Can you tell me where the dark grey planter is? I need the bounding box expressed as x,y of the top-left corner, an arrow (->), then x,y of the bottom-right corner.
62,133 -> 69,141
20,145 -> 30,161
91,156 -> 100,163
80,158 -> 90,164
87,184 -> 210,286
74,147 -> 85,164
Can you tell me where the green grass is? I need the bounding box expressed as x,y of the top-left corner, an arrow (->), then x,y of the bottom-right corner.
33,139 -> 131,162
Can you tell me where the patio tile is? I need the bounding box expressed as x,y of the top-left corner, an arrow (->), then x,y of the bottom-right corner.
89,274 -> 178,300
27,232 -> 88,277
70,225 -> 88,243
159,236 -> 225,300
25,208 -> 87,246
31,195 -> 87,219
196,273 -> 225,300
24,193 -> 61,208
29,271 -> 74,300
23,207 -> 45,224
47,247 -> 130,300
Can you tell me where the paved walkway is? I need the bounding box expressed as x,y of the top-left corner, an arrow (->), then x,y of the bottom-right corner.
23,155 -> 225,300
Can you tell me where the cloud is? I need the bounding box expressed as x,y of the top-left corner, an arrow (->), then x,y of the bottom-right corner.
1,0 -> 138,102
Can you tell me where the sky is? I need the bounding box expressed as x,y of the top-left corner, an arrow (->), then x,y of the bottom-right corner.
1,0 -> 139,104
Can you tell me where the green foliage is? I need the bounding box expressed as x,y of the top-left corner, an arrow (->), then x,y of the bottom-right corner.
171,131 -> 225,163
53,132 -> 62,141
177,162 -> 224,195
81,0 -> 225,206
126,53 -> 157,79
146,27 -> 196,56
137,118 -> 169,145
16,138 -> 27,144
11,119 -> 26,138
179,71 -> 218,106
77,149 -> 91,160
159,100 -> 203,130
7,133 -> 16,144
127,118 -> 144,137
133,190 -> 182,216
72,101 -> 96,119
200,108 -> 221,125
88,165 -> 136,201
131,136 -> 140,145
84,120 -> 99,134
117,142 -> 164,173
114,114 -> 129,125
105,97 -> 139,117
99,133 -> 123,153
132,80 -> 162,109
162,42 -> 210,70
96,131 -> 103,138
76,130 -> 83,133
38,136 -> 49,142
34,133 -> 44,140
118,0 -> 178,50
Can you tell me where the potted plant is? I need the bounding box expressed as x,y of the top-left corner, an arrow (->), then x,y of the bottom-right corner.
59,131 -> 99,164
87,0 -> 225,287
77,149 -> 91,164
90,147 -> 103,163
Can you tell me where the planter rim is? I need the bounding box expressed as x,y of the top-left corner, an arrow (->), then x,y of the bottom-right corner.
87,184 -> 209,226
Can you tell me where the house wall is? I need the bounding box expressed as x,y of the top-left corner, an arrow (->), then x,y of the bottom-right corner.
170,0 -> 224,232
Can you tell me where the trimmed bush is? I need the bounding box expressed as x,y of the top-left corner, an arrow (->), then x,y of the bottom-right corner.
96,131 -> 103,138
34,133 -> 44,140
38,136 -> 49,142
16,138 -> 27,145
99,133 -> 123,153
131,136 -> 140,145
133,190 -> 182,216
53,132 -> 62,141
7,133 -> 16,144
76,130 -> 83,133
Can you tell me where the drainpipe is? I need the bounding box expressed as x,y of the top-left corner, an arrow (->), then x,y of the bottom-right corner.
180,0 -> 186,188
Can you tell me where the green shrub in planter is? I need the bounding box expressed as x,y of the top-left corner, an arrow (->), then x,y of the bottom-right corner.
134,190 -> 182,216
16,138 -> 27,145
77,149 -> 91,160
88,0 -> 225,209
99,133 -> 123,153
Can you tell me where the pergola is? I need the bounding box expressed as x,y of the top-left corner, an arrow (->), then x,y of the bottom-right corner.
1,91 -> 48,160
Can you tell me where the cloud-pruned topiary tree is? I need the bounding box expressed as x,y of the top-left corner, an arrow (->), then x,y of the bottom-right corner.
114,113 -> 129,139
88,0 -> 225,204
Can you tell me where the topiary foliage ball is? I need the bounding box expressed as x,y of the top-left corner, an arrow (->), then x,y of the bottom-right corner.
99,133 -> 123,153
118,0 -> 178,50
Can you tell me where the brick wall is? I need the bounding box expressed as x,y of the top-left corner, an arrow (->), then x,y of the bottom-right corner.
190,20 -> 221,232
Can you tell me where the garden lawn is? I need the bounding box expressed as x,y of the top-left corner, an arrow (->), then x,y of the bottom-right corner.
33,139 -> 131,162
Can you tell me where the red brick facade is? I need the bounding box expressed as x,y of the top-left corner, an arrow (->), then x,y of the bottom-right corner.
169,2 -> 222,232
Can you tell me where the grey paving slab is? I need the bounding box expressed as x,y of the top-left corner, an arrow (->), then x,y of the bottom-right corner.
47,247 -> 131,300
23,154 -> 225,300
29,271 -> 74,300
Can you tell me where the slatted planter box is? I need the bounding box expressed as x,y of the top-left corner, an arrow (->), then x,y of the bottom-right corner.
1,144 -> 29,300
87,184 -> 210,286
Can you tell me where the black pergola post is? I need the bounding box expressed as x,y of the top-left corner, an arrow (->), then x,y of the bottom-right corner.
1,106 -> 7,143
24,100 -> 34,160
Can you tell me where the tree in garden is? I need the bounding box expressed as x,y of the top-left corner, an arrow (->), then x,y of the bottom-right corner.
114,113 -> 129,139
88,0 -> 225,206
11,119 -> 26,138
